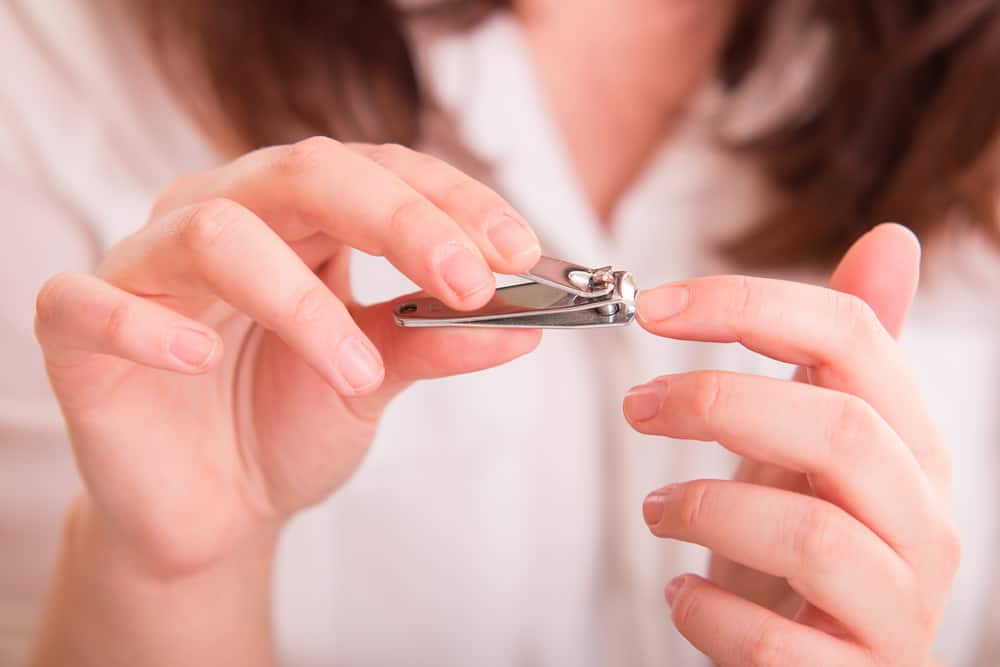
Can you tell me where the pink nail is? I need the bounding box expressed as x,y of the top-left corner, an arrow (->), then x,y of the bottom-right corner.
665,576 -> 687,607
643,494 -> 666,526
637,286 -> 689,322
438,245 -> 492,300
624,382 -> 667,422
334,336 -> 383,393
169,328 -> 216,369
485,210 -> 539,264
642,485 -> 676,526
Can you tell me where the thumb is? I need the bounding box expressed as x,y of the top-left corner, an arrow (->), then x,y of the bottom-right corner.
827,223 -> 922,339
348,295 -> 541,411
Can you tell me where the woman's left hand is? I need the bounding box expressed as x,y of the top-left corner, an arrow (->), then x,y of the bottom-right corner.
623,224 -> 960,665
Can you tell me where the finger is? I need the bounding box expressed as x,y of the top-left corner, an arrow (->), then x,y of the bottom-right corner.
643,480 -> 910,649
635,274 -> 945,487
666,574 -> 869,667
323,293 -> 543,421
165,137 -> 511,310
828,223 -> 921,339
788,223 -> 919,386
349,142 -> 541,273
790,223 -> 920,382
357,293 -> 542,385
34,272 -> 222,373
102,199 -> 384,397
624,372 -> 946,565
729,225 -> 924,515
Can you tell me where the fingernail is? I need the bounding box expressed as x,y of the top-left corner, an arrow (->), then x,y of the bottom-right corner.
334,336 -> 383,393
169,328 -> 216,369
642,485 -> 674,526
438,245 -> 492,300
665,575 -> 687,608
485,210 -> 539,264
637,286 -> 689,322
624,382 -> 667,422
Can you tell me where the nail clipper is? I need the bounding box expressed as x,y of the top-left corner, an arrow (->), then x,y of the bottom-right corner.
393,256 -> 637,329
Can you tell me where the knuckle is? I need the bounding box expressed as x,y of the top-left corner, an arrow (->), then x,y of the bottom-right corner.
34,272 -> 75,329
676,482 -> 711,532
409,151 -> 445,176
790,504 -> 848,569
670,581 -> 703,630
387,196 -> 440,240
177,198 -> 244,253
366,142 -> 411,168
905,564 -> 943,643
440,177 -> 489,215
923,441 -> 954,492
729,274 -> 758,321
933,515 -> 963,577
825,394 -> 878,463
280,136 -> 341,175
936,449 -> 955,490
833,291 -> 885,347
743,618 -> 790,667
151,173 -> 200,218
910,587 -> 942,642
103,301 -> 133,348
689,372 -> 724,424
290,284 -> 335,327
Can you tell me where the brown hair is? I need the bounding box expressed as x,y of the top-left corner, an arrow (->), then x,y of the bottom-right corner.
136,0 -> 1000,266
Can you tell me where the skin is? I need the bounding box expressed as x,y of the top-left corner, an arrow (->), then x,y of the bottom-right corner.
519,0 -> 738,221
624,224 -> 959,665
30,1 -> 961,665
30,140 -> 543,666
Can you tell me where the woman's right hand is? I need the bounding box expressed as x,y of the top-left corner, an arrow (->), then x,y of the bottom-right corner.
33,137 -> 542,576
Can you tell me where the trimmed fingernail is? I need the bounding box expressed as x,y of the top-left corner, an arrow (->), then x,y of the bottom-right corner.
169,328 -> 216,369
624,382 -> 667,422
665,575 -> 688,607
637,286 -> 689,322
438,245 -> 492,299
642,485 -> 675,526
485,210 -> 539,264
334,336 -> 383,393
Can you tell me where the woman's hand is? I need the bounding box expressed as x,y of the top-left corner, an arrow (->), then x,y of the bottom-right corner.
33,137 -> 542,575
623,224 -> 960,665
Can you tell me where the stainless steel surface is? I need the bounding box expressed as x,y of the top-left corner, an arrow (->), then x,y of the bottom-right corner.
518,256 -> 616,298
394,256 -> 638,329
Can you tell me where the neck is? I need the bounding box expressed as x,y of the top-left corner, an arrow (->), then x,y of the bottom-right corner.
515,0 -> 736,223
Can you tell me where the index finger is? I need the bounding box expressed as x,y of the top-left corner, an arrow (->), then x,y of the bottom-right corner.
635,276 -> 947,490
161,137 -> 541,310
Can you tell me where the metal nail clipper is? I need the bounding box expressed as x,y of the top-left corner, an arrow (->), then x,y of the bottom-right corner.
393,256 -> 638,328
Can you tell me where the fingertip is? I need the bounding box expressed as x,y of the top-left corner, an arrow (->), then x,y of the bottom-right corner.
510,327 -> 543,356
168,327 -> 223,374
502,244 -> 542,276
634,286 -> 690,333
643,492 -> 667,527
665,573 -> 699,610
867,222 -> 923,270
483,209 -> 542,274
623,381 -> 666,424
846,222 -> 922,270
831,222 -> 922,338
873,221 -> 921,248
330,335 -> 386,396
665,575 -> 686,608
434,243 -> 496,310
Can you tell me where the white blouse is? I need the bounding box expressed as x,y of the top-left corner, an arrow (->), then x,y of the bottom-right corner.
1,4 -> 998,666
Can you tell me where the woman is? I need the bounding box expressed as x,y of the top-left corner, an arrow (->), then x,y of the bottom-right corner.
3,0 -> 1000,664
